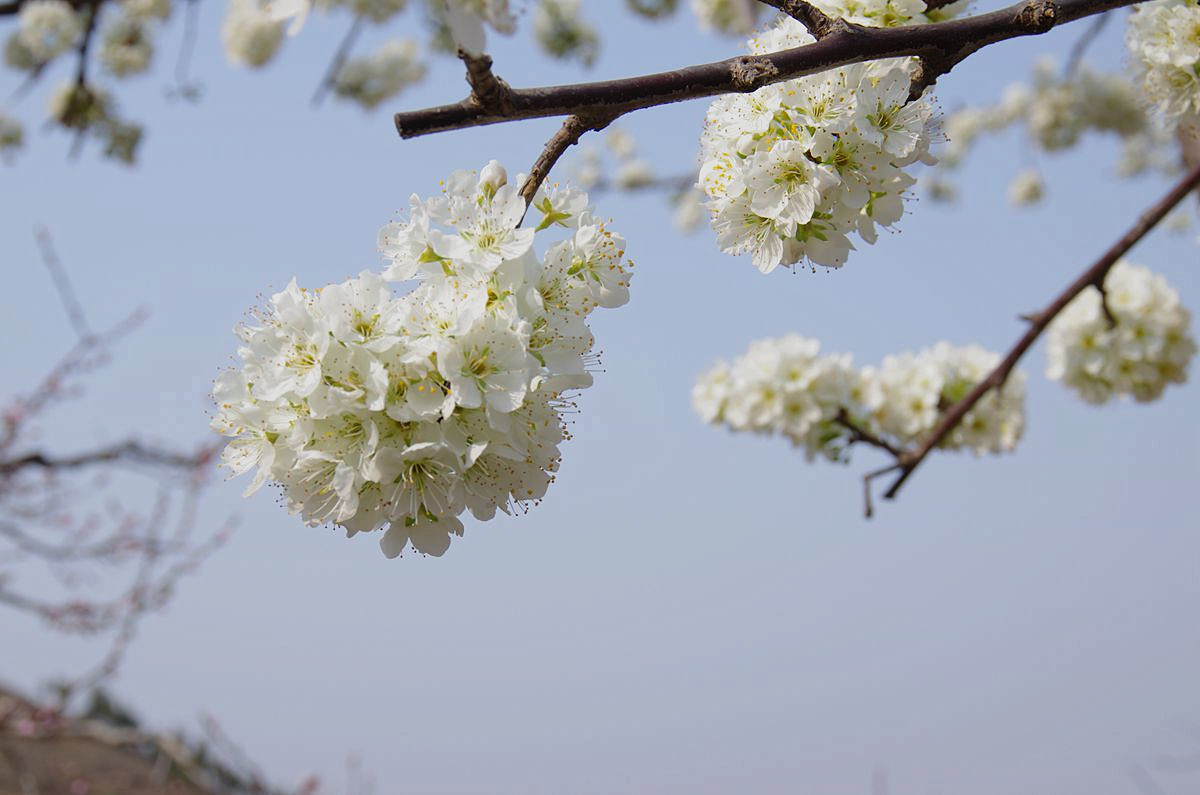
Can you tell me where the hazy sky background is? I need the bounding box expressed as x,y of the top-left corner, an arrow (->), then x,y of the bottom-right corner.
2,3 -> 1199,793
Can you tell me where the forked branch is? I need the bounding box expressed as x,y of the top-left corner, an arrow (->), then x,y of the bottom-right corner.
394,0 -> 1135,139
874,161 -> 1200,506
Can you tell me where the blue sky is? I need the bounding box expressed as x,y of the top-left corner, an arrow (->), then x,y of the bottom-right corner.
2,3 -> 1199,793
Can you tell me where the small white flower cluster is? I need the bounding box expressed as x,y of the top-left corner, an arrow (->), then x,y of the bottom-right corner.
937,60 -> 1172,199
1,0 -> 168,161
98,0 -> 172,78
46,81 -> 143,162
864,343 -> 1025,454
690,0 -> 761,35
1007,167 -> 1045,208
690,0 -> 960,36
698,15 -> 941,273
606,128 -> 654,189
8,0 -> 81,66
625,0 -> 677,20
333,39 -> 426,109
942,61 -> 1150,162
0,112 -> 22,157
533,0 -> 599,67
222,0 -> 286,67
212,162 -> 632,558
570,126 -> 708,233
694,336 -> 1025,461
429,0 -> 515,55
100,15 -> 155,77
1126,0 -> 1200,126
811,0 -> 967,27
123,0 -> 173,20
220,0 -> 503,79
316,0 -> 409,24
1046,260 -> 1196,405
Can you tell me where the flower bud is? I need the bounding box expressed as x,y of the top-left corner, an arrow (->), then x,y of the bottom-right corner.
479,159 -> 508,191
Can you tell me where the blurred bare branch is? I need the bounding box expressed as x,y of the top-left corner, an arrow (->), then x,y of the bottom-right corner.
1,228 -> 231,695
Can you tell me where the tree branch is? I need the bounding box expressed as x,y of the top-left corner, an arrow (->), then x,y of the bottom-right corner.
74,0 -> 101,88
518,111 -> 618,211
0,440 -> 213,477
588,172 -> 698,195
312,14 -> 365,106
1063,9 -> 1111,76
878,161 -> 1200,503
394,0 -> 1134,140
34,224 -> 91,340
459,49 -> 512,114
757,0 -> 839,39
835,409 -> 903,458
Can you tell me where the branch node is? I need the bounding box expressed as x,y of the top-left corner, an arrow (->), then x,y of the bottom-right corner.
730,56 -> 780,92
459,50 -> 512,113
1016,0 -> 1058,33
392,0 -> 1138,140
779,1 -> 837,38
875,160 -> 1200,509
862,463 -> 902,519
908,48 -> 959,100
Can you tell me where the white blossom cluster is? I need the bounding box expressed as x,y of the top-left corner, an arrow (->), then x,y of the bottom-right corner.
429,0 -> 514,54
1007,167 -> 1045,207
100,14 -> 156,77
0,111 -> 22,157
212,162 -> 632,558
1046,260 -> 1196,405
937,59 -> 1173,203
942,61 -> 1149,163
863,342 -> 1025,454
8,0 -> 81,66
1126,0 -> 1200,127
698,15 -> 942,273
810,0 -> 967,26
317,0 -> 409,24
220,0 -> 515,104
98,0 -> 172,77
46,81 -> 143,162
571,127 -> 707,233
1,0 -> 169,161
693,336 -> 1025,461
222,0 -> 286,67
690,0 -> 961,37
690,0 -> 761,35
333,38 -> 426,109
533,0 -> 598,67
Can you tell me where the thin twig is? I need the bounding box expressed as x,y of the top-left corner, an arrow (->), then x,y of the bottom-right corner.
587,172 -> 697,195
878,162 -> 1200,503
394,0 -> 1130,139
834,409 -> 904,458
33,225 -> 91,340
312,15 -> 365,106
757,0 -> 839,39
170,0 -> 203,101
1063,10 -> 1111,77
74,0 -> 101,88
517,111 -> 618,213
0,310 -> 145,454
459,49 -> 512,112
862,463 -> 901,519
0,440 -> 212,477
